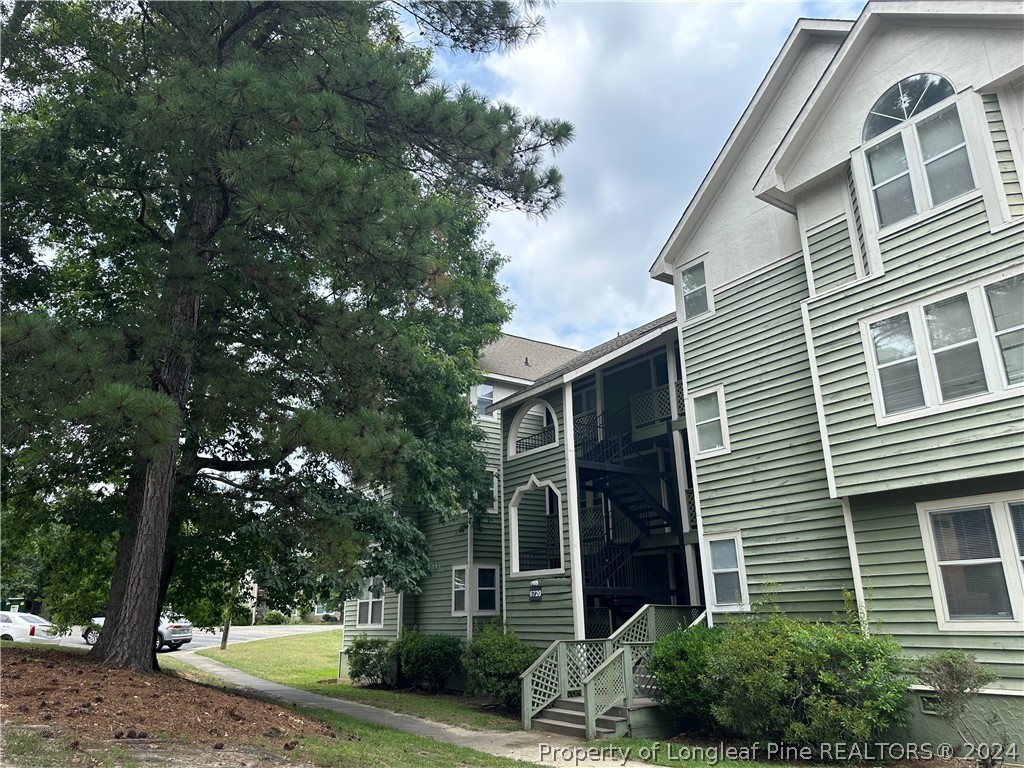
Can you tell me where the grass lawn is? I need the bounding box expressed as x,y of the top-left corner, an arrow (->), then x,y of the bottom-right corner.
592,737 -> 807,768
198,630 -> 521,731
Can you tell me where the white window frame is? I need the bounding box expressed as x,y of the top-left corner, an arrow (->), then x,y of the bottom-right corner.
676,257 -> 714,324
917,491 -> 1024,633
860,268 -> 1023,425
705,530 -> 750,612
509,475 -> 565,578
486,469 -> 499,515
451,564 -> 500,616
355,578 -> 385,628
687,384 -> 731,458
475,383 -> 495,418
855,92 -> 980,234
507,398 -> 560,460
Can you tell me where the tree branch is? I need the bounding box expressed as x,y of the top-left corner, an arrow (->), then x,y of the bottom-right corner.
217,2 -> 278,57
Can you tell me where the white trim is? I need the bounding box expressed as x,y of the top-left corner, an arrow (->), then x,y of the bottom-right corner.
909,683 -> 1024,698
452,565 -> 469,617
687,384 -> 731,458
564,323 -> 677,384
840,176 -> 869,279
994,83 -> 1024,195
563,382 -> 585,640
506,398 -> 560,460
967,90 -> 1014,225
840,498 -> 868,631
800,301 -> 839,498
451,564 -> 500,618
705,530 -> 751,612
487,372 -> 535,387
860,266 -> 1024,425
916,491 -> 1024,633
508,474 -> 566,579
499,423 -> 508,621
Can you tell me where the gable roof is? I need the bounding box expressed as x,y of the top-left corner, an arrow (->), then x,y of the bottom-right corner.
479,334 -> 578,383
753,0 -> 1024,209
648,18 -> 854,282
491,312 -> 677,412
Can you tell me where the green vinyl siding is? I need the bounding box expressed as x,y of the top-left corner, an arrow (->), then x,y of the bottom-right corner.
475,416 -> 504,565
808,218 -> 858,293
683,256 -> 852,619
850,475 -> 1024,689
847,164 -> 867,266
501,389 -> 575,649
409,509 -> 469,636
983,93 -> 1024,218
806,196 -> 1024,497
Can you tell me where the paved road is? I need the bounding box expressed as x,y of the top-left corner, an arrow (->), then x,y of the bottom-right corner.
59,623 -> 341,653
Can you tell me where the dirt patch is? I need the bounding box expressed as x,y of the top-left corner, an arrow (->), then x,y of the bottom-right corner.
0,646 -> 335,755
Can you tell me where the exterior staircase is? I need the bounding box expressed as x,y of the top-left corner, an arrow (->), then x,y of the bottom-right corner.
520,604 -> 705,739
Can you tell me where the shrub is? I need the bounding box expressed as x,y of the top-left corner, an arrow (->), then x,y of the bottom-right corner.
648,624 -> 721,729
348,635 -> 393,686
465,622 -> 538,710
703,610 -> 909,755
261,609 -> 288,625
320,612 -> 338,623
915,650 -> 1000,767
393,629 -> 464,690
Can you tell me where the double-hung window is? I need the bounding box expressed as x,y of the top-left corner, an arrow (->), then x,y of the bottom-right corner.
860,74 -> 977,230
706,532 -> 749,610
476,384 -> 494,416
679,261 -> 711,321
356,578 -> 384,627
865,273 -> 1023,419
918,492 -> 1024,631
452,565 -> 499,615
688,385 -> 730,456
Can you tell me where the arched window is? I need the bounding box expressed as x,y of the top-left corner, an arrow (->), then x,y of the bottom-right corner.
862,74 -> 955,142
507,398 -> 559,457
860,74 -> 976,229
509,475 -> 564,575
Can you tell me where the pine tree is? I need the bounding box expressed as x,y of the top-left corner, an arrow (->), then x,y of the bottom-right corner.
1,1 -> 572,672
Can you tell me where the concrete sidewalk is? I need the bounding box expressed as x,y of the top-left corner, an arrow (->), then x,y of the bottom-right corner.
177,651 -> 643,767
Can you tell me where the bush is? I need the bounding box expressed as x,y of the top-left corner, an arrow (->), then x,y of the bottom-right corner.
465,622 -> 538,710
261,609 -> 288,625
348,635 -> 393,686
392,629 -> 464,691
648,624 -> 721,729
703,610 -> 909,755
320,612 -> 338,623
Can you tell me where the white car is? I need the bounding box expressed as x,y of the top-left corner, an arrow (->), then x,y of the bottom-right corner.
0,612 -> 60,643
83,614 -> 193,651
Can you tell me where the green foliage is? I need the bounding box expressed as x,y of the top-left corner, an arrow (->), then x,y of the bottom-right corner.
348,636 -> 394,687
260,610 -> 288,626
915,650 -> 1000,766
703,610 -> 909,755
392,629 -> 465,691
648,625 -> 722,729
319,613 -> 338,623
1,0 -> 572,662
464,621 -> 537,710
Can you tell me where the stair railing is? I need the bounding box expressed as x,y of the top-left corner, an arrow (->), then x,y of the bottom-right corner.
582,646 -> 633,739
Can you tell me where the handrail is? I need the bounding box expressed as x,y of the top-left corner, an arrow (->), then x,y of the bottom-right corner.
582,646 -> 632,740
520,639 -> 561,729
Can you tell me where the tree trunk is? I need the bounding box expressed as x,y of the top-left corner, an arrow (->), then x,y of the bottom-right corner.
96,186 -> 219,672
220,583 -> 236,650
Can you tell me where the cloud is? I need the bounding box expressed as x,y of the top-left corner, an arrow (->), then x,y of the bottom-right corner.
440,1 -> 866,351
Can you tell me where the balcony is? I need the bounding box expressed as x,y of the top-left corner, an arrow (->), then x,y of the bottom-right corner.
629,382 -> 686,432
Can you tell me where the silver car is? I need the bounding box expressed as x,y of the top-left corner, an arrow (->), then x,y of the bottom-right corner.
82,614 -> 193,651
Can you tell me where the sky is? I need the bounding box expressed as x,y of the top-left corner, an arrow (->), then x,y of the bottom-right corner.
433,1 -> 867,352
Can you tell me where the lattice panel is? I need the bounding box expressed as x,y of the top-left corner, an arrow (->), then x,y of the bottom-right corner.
685,488 -> 697,529
528,652 -> 561,717
590,657 -> 627,714
613,609 -> 651,648
630,385 -> 672,429
629,643 -> 657,698
579,505 -> 605,542
652,605 -> 702,638
565,641 -> 607,694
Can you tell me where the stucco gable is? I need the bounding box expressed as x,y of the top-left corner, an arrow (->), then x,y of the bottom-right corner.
754,0 -> 1024,209
649,19 -> 851,282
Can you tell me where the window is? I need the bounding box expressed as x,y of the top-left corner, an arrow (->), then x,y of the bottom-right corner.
452,567 -> 467,614
476,384 -> 494,416
865,273 -> 1023,419
356,578 -> 384,627
688,385 -> 730,456
451,565 -> 499,615
486,469 -> 499,514
918,492 -> 1024,631
679,261 -> 711,320
860,74 -> 977,229
706,532 -> 749,610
